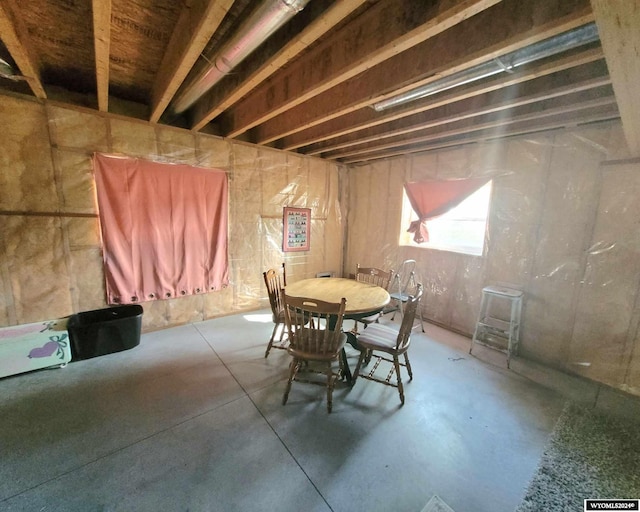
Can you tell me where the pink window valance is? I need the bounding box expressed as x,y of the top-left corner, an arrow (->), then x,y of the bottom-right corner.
405,178 -> 489,243
93,153 -> 229,304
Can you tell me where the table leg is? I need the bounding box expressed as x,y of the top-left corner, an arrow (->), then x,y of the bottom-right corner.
340,331 -> 363,385
340,348 -> 352,385
345,330 -> 359,350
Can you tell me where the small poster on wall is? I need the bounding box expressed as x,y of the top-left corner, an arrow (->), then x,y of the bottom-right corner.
283,207 -> 311,252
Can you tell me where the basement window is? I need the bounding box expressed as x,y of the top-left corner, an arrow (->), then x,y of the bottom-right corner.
399,181 -> 492,256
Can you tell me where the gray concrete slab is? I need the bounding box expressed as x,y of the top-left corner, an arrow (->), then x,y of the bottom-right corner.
0,309 -> 566,512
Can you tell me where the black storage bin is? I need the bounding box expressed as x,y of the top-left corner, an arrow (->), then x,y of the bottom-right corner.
68,305 -> 143,360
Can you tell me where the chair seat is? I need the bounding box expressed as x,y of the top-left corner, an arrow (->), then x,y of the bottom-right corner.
288,331 -> 347,361
359,312 -> 381,324
356,323 -> 402,352
273,309 -> 286,324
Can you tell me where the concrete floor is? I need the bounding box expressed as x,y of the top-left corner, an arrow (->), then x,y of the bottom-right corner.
0,310 -> 566,512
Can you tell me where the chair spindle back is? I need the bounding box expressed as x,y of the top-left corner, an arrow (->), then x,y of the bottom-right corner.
356,264 -> 393,290
397,284 -> 423,350
263,263 -> 287,320
283,294 -> 346,356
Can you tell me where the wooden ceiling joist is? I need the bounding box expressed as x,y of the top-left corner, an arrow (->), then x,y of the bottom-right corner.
0,0 -> 46,99
253,0 -> 595,147
216,0 -> 504,138
327,95 -> 618,160
314,81 -> 614,158
92,0 -> 112,112
149,0 -> 235,123
283,46 -> 605,152
304,61 -> 611,156
591,0 -> 640,156
342,109 -> 621,165
298,51 -> 610,155
190,0 -> 369,131
0,0 -> 626,161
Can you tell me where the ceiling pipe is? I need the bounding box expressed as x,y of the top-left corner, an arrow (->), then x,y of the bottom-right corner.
172,0 -> 310,114
372,22 -> 600,112
0,57 -> 24,81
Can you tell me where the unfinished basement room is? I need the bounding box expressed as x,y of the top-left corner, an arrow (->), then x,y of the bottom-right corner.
1,1 -> 639,511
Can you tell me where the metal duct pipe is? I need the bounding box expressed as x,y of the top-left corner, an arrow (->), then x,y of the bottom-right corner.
372,22 -> 600,112
0,57 -> 22,81
173,0 -> 310,114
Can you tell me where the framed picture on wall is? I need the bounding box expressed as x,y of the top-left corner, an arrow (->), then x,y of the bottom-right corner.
283,207 -> 311,252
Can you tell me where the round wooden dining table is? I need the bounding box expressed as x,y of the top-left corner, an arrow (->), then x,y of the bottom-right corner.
284,277 -> 390,317
284,277 -> 390,383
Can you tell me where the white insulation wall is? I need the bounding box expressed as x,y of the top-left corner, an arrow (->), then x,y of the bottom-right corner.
2,92 -> 639,399
345,121 -> 640,397
0,95 -> 343,332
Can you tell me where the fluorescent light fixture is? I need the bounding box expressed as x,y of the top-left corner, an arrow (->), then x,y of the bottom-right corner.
372,22 -> 599,112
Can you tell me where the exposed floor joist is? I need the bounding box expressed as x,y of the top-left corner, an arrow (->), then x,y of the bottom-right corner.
342,109 -> 620,164
149,0 -> 234,124
189,0 -> 369,131
216,0 -> 504,138
0,0 -> 46,99
251,0 -> 594,147
283,47 -> 603,152
591,0 -> 640,156
328,95 -> 618,161
314,81 -> 614,158
0,0 -> 628,161
92,0 -> 111,112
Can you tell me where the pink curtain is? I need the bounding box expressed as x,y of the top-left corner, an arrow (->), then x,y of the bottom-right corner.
93,154 -> 229,305
404,178 -> 489,243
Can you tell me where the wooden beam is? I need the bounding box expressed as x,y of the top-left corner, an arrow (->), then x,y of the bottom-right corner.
190,0 -> 368,131
341,109 -> 620,164
0,0 -> 46,98
149,0 -> 234,124
328,96 -> 618,159
304,61 -> 611,155
218,0 -> 504,138
591,0 -> 640,156
255,0 -> 595,146
284,46 -> 604,151
92,0 -> 111,112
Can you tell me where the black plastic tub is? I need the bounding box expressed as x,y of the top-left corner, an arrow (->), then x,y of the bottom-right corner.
68,305 -> 143,360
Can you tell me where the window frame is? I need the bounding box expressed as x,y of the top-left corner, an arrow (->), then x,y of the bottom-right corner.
399,180 -> 492,256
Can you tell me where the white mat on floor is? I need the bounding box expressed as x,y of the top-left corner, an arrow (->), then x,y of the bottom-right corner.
421,495 -> 455,512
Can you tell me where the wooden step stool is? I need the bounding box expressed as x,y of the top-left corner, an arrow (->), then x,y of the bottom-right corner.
470,285 -> 523,367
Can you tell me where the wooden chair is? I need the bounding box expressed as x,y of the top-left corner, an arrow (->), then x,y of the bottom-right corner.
387,259 -> 425,332
263,263 -> 287,358
353,264 -> 393,333
353,284 -> 423,405
282,293 -> 347,413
